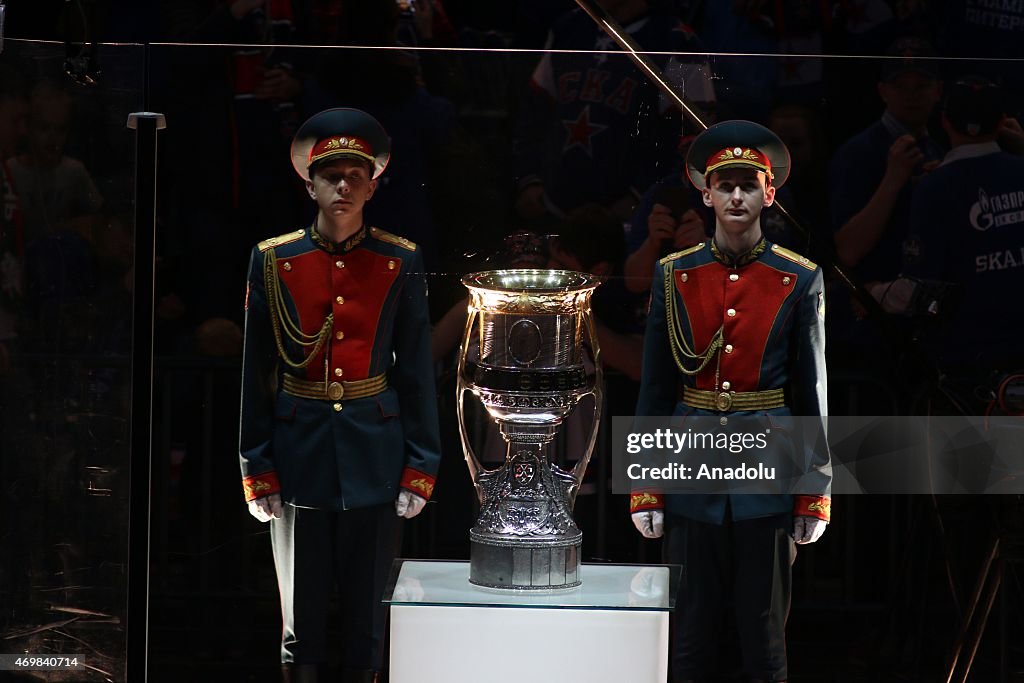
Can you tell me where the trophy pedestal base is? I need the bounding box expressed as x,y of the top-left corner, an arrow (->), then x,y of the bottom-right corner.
468,532 -> 582,590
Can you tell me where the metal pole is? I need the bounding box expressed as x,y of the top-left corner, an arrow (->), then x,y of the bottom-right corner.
945,537 -> 1001,683
126,110 -> 166,683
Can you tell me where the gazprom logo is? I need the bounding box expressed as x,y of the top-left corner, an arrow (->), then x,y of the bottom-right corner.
970,188 -> 993,231
970,188 -> 1024,232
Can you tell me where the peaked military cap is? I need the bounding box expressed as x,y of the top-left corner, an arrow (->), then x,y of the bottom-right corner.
685,119 -> 790,190
290,108 -> 391,180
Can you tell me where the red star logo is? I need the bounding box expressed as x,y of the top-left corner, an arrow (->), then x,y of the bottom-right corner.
562,105 -> 607,157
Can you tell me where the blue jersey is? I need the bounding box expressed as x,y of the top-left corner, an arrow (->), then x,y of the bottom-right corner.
513,9 -> 715,214
904,143 -> 1024,367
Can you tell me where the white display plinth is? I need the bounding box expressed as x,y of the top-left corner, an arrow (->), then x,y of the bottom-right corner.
384,560 -> 680,683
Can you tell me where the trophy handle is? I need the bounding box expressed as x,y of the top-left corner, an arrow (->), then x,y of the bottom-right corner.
456,305 -> 487,501
568,307 -> 604,507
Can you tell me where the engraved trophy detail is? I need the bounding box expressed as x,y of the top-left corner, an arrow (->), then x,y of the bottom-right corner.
457,270 -> 603,589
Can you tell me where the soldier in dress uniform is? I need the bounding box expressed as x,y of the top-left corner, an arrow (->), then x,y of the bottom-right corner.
239,108 -> 441,683
630,120 -> 832,683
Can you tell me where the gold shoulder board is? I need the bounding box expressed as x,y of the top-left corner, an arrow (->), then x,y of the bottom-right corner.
370,226 -> 417,252
771,244 -> 817,271
659,242 -> 704,266
258,228 -> 306,253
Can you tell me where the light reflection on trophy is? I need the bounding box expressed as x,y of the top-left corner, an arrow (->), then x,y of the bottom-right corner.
457,270 -> 603,590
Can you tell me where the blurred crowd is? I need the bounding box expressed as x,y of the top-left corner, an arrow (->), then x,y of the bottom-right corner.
2,0 -> 1022,409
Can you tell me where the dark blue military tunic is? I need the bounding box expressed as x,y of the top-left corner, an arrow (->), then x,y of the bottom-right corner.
239,224 -> 440,509
633,238 -> 831,522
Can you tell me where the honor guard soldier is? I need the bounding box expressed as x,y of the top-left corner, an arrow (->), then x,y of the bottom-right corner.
631,120 -> 831,683
239,108 -> 441,683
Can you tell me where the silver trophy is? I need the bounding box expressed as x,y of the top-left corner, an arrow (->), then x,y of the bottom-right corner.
457,270 -> 603,589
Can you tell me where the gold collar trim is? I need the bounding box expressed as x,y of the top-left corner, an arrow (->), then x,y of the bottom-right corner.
310,222 -> 367,254
711,236 -> 766,267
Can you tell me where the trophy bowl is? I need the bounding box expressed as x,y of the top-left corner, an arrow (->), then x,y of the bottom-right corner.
457,269 -> 603,589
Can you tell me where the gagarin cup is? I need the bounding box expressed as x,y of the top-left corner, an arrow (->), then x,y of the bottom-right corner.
457,270 -> 602,589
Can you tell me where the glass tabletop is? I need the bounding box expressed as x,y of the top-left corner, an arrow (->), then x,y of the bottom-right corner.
383,559 -> 680,611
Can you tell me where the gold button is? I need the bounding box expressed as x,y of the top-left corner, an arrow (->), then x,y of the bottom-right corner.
336,260 -> 344,269
283,262 -> 292,271
721,381 -> 731,390
335,296 -> 344,305
720,416 -> 728,425
729,273 -> 739,282
334,368 -> 343,377
335,331 -> 344,340
681,273 -> 688,282
725,344 -> 734,353
388,260 -> 396,270
727,308 -> 736,317
333,403 -> 343,412
782,276 -> 791,285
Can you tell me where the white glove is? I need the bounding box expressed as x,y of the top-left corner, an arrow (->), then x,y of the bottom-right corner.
631,510 -> 664,539
792,516 -> 827,544
395,490 -> 427,519
247,493 -> 283,522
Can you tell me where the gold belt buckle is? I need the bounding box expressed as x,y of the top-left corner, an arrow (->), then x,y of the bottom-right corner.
716,391 -> 733,411
327,381 -> 345,401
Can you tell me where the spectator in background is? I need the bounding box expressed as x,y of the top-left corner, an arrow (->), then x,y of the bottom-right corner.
622,169 -> 708,294
903,77 -> 1024,376
511,0 -> 715,227
7,79 -> 104,342
686,0 -> 840,120
7,80 -> 103,245
826,37 -> 944,377
830,37 -> 943,278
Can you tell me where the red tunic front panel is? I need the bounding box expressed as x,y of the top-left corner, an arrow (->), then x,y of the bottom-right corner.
277,248 -> 401,380
675,260 -> 798,391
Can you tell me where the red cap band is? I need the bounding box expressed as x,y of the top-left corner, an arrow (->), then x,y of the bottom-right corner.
308,135 -> 375,167
705,146 -> 773,180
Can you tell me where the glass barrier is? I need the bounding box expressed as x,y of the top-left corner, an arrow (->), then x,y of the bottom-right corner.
0,38 -> 144,682
4,3 -> 1024,679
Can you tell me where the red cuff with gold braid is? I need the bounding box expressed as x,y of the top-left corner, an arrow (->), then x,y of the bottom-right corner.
630,491 -> 664,513
794,495 -> 831,522
242,471 -> 280,503
400,467 -> 436,501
